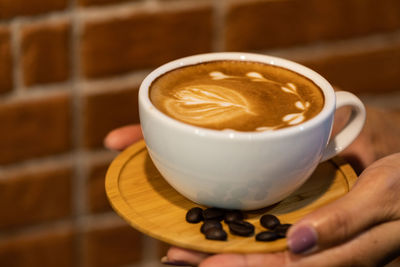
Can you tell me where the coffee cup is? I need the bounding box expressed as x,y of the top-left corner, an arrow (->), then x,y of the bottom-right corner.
138,52 -> 366,210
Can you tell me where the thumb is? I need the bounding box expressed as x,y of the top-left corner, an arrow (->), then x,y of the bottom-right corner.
287,153 -> 400,254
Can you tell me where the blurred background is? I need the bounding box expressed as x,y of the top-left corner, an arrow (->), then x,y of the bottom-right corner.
0,0 -> 400,266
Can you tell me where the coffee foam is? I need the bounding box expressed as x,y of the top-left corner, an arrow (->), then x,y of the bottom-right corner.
150,60 -> 324,132
164,84 -> 255,126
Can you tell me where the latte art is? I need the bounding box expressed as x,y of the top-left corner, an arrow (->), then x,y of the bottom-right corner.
150,60 -> 324,132
165,84 -> 255,125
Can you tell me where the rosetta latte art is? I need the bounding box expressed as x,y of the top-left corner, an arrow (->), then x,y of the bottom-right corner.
164,84 -> 255,125
164,71 -> 311,131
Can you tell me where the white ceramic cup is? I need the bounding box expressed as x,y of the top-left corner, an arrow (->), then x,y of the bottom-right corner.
139,52 -> 366,210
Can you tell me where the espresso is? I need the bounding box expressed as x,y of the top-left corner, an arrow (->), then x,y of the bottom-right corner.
149,60 -> 324,132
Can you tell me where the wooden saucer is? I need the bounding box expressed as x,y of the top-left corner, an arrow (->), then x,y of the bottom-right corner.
105,140 -> 357,253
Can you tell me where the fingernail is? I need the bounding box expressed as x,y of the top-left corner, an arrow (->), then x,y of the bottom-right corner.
161,256 -> 191,266
288,225 -> 318,254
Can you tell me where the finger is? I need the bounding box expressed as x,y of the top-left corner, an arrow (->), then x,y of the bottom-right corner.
289,220 -> 400,267
163,246 -> 209,266
199,252 -> 286,267
287,153 -> 400,254
200,220 -> 400,267
104,124 -> 143,151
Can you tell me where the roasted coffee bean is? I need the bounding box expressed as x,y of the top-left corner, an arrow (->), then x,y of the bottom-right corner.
186,207 -> 203,223
274,223 -> 292,237
205,228 -> 227,241
255,231 -> 280,242
228,220 -> 255,236
224,210 -> 244,224
203,208 -> 225,221
200,220 -> 223,234
260,214 -> 280,230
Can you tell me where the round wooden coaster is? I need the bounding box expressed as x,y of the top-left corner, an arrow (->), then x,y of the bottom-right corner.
105,140 -> 357,254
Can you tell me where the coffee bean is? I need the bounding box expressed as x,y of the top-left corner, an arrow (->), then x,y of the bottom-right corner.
203,208 -> 225,221
260,214 -> 280,230
224,210 -> 244,224
255,231 -> 281,242
205,228 -> 227,241
186,207 -> 203,223
228,220 -> 255,237
274,223 -> 292,237
200,220 -> 223,234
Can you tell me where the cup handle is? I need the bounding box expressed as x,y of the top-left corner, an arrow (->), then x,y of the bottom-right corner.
321,91 -> 366,162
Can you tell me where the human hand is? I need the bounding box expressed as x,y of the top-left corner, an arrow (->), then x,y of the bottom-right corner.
103,107 -> 388,267
162,153 -> 400,267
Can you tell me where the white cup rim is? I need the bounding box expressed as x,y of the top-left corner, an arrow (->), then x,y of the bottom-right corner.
139,52 -> 336,140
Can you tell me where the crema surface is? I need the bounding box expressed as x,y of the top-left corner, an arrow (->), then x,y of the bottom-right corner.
149,60 -> 324,132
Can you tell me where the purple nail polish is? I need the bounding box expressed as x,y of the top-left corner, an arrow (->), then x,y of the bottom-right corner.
161,256 -> 191,266
288,225 -> 318,254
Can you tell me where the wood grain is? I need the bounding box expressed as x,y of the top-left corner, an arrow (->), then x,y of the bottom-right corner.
105,140 -> 357,253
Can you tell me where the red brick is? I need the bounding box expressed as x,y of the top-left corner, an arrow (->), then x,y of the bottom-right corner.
0,93 -> 72,164
225,0 -> 400,51
81,6 -> 213,78
0,0 -> 68,19
87,160 -> 113,213
82,86 -> 139,149
300,43 -> 400,94
0,227 -> 75,267
0,165 -> 73,229
21,20 -> 70,87
0,27 -> 13,94
83,222 -> 143,267
79,0 -> 135,7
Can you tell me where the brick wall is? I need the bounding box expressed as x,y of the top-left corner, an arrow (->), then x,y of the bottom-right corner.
0,0 -> 399,266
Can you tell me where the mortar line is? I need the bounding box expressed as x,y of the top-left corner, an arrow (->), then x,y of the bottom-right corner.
0,8 -> 73,26
0,154 -> 75,181
140,235 -> 161,265
79,0 -> 213,23
0,144 -> 115,174
212,0 -> 227,52
260,30 -> 400,61
69,0 -> 86,266
0,220 -> 75,240
122,0 -> 171,263
10,20 -> 23,96
0,3 -> 186,28
0,211 -> 121,240
70,0 -> 83,214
